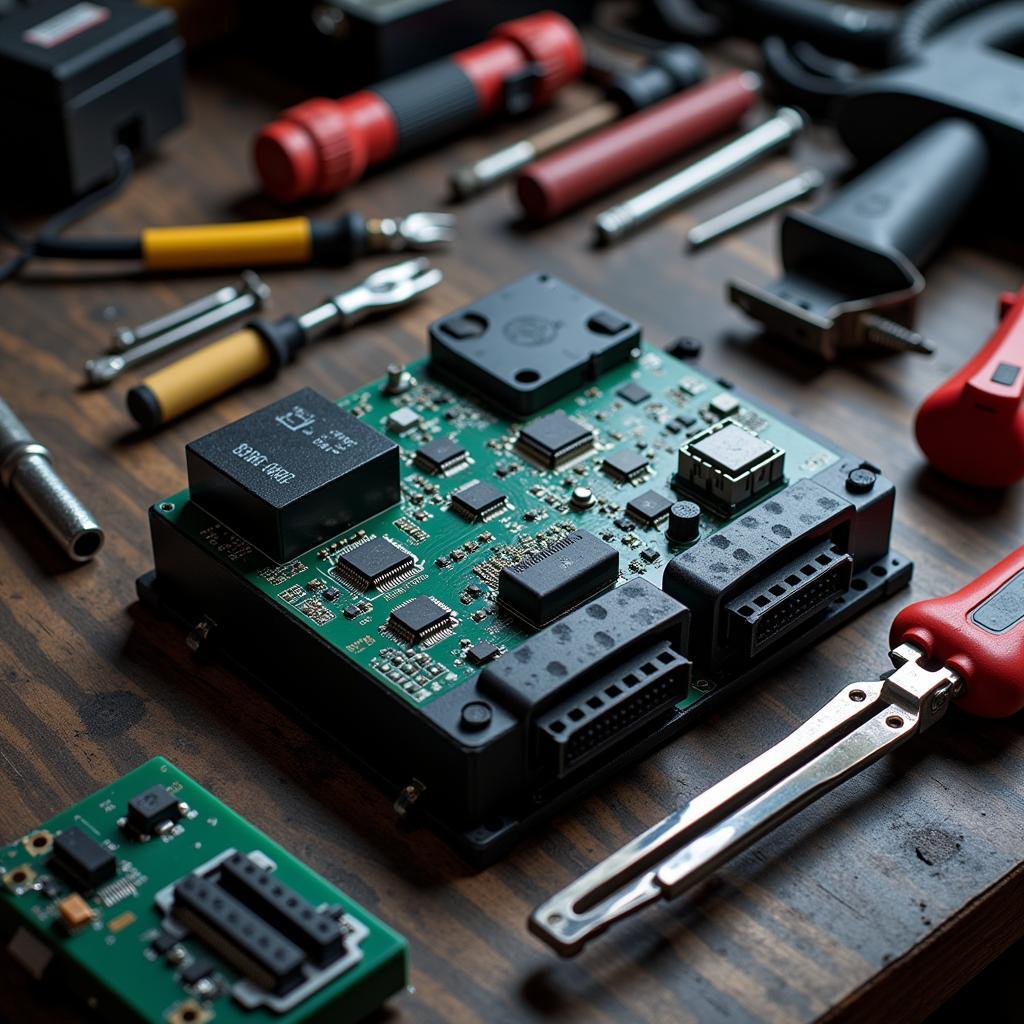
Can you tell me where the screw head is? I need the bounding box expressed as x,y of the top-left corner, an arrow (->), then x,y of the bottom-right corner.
846,466 -> 876,494
460,701 -> 492,731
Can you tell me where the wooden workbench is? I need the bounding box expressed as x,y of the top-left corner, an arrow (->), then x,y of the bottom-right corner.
1,40 -> 1022,1024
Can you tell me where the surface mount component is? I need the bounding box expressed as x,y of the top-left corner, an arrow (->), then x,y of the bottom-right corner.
498,530 -> 618,627
0,758 -> 407,1023
676,420 -> 784,513
142,276 -> 911,861
333,537 -> 415,591
186,388 -> 399,562
516,411 -> 595,469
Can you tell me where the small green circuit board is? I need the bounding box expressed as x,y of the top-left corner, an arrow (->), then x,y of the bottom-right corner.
155,345 -> 839,709
0,758 -> 406,1024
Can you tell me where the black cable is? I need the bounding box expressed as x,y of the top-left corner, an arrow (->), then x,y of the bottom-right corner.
0,146 -> 135,283
889,0 -> 998,63
761,36 -> 859,114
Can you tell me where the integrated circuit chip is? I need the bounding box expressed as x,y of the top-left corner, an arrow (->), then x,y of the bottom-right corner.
388,596 -> 454,645
50,827 -> 116,889
126,784 -> 184,837
414,437 -> 467,475
602,448 -> 649,482
677,420 -> 784,512
334,536 -> 415,591
466,640 -> 501,665
498,529 -> 618,626
626,490 -> 674,527
515,411 -> 594,468
450,481 -> 506,521
617,382 -> 651,405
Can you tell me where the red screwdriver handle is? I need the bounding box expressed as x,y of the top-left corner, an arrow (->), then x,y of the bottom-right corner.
915,286 -> 1024,487
891,546 -> 1024,717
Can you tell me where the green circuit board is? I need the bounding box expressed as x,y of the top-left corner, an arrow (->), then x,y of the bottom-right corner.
154,344 -> 839,708
0,758 -> 406,1024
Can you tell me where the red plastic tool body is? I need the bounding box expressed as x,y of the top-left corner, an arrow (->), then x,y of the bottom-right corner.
254,12 -> 584,202
915,287 -> 1024,487
891,546 -> 1024,718
514,70 -> 760,222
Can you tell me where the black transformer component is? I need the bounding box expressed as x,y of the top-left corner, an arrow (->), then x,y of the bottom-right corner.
186,389 -> 399,562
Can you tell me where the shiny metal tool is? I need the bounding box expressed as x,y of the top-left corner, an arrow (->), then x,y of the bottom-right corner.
686,168 -> 824,250
594,107 -> 807,245
531,545 -> 1024,955
0,398 -> 104,561
87,272 -> 271,385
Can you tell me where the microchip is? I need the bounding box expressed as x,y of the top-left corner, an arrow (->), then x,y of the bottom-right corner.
498,529 -> 618,626
515,411 -> 594,469
602,448 -> 649,482
450,481 -> 506,521
618,382 -> 651,405
627,490 -> 674,527
181,957 -> 216,985
709,393 -> 740,418
50,827 -> 116,889
126,784 -> 183,837
388,597 -> 454,645
677,420 -> 784,512
387,407 -> 421,434
334,536 -> 415,590
414,437 -> 467,475
466,641 -> 501,665
151,930 -> 178,955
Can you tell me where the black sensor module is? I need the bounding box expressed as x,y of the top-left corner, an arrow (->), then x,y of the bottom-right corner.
184,388 -> 399,562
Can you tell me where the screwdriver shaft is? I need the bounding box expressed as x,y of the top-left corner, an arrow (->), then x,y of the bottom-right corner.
687,168 -> 824,250
594,107 -> 807,245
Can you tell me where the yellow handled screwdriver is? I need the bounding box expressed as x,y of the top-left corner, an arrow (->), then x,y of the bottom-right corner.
32,211 -> 454,272
126,258 -> 442,428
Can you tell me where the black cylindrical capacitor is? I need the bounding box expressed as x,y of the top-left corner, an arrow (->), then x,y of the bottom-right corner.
668,500 -> 701,543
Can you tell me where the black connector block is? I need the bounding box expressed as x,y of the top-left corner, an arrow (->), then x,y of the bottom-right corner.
173,874 -> 305,994
217,852 -> 344,967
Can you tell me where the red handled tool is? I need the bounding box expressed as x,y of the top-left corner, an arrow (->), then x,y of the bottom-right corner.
916,287 -> 1024,487
254,11 -> 584,202
531,547 -> 1024,954
515,70 -> 761,222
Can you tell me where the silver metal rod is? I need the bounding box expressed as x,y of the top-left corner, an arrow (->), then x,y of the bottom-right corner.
451,141 -> 538,199
0,398 -> 104,562
530,644 -> 962,956
86,273 -> 270,385
687,168 -> 824,250
111,275 -> 260,350
594,107 -> 807,246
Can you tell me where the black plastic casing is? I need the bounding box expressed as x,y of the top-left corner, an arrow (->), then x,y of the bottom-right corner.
429,274 -> 641,415
0,0 -> 185,198
185,388 -> 399,563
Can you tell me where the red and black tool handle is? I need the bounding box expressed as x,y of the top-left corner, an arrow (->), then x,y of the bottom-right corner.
915,287 -> 1024,487
254,11 -> 584,202
891,546 -> 1024,718
514,69 -> 761,222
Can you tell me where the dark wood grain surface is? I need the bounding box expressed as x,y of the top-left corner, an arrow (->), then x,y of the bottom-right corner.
1,40 -> 1023,1024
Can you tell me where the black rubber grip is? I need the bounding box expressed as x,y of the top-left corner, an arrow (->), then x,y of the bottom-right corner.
373,59 -> 481,156
250,315 -> 305,372
309,212 -> 366,265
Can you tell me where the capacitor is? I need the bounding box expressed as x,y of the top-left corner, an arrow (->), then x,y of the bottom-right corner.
570,486 -> 595,510
667,500 -> 701,542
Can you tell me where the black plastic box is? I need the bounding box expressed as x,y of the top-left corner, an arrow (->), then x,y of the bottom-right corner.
0,0 -> 186,199
185,388 -> 400,563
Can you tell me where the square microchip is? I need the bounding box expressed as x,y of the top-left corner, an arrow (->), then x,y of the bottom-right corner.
335,536 -> 415,590
450,481 -> 506,521
602,448 -> 649,482
626,490 -> 674,527
185,388 -> 399,562
677,420 -> 784,512
51,827 -> 116,889
126,784 -> 182,836
617,382 -> 651,405
415,437 -> 467,475
388,596 -> 453,645
466,640 -> 501,665
516,411 -> 594,468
